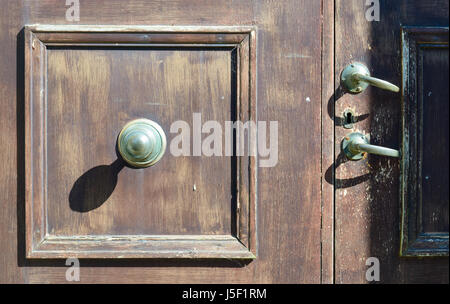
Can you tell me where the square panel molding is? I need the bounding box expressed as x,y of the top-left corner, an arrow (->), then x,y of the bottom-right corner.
24,25 -> 257,259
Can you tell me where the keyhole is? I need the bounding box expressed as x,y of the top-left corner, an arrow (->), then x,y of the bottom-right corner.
346,112 -> 353,124
343,109 -> 355,129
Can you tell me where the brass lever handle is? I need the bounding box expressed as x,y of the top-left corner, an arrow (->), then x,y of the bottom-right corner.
341,62 -> 400,93
342,132 -> 400,161
118,118 -> 167,168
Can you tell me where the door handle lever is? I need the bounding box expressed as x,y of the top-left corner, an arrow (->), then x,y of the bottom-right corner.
342,132 -> 400,161
341,62 -> 400,93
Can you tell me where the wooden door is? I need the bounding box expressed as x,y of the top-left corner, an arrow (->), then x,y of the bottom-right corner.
1,0 -> 447,285
1,0 -> 328,283
335,0 -> 449,283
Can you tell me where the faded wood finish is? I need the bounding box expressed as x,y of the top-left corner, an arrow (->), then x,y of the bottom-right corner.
1,0 -> 324,283
335,0 -> 449,283
24,26 -> 256,259
400,27 -> 449,257
321,0 -> 336,284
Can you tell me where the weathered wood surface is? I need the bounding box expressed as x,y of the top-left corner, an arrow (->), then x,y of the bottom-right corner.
24,27 -> 257,259
335,0 -> 449,283
1,0 -> 324,283
400,27 -> 449,257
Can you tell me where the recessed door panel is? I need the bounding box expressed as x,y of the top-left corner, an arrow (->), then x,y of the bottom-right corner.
24,26 -> 257,259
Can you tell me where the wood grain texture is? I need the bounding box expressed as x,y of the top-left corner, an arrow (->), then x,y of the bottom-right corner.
1,0 -> 324,283
335,0 -> 449,283
253,0 -> 322,283
400,27 -> 449,257
0,0 -> 24,284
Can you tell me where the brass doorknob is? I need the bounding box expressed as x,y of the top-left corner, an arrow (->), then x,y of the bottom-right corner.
341,62 -> 400,94
117,118 -> 167,168
342,132 -> 400,161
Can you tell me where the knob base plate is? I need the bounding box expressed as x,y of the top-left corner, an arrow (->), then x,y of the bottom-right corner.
342,132 -> 369,161
341,62 -> 370,94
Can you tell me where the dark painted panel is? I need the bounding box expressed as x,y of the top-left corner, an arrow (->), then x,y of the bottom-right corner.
421,46 -> 449,233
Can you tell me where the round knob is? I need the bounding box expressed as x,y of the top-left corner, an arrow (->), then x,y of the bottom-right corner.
117,118 -> 166,168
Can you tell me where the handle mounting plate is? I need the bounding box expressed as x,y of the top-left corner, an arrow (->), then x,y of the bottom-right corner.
341,62 -> 371,94
342,132 -> 369,160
